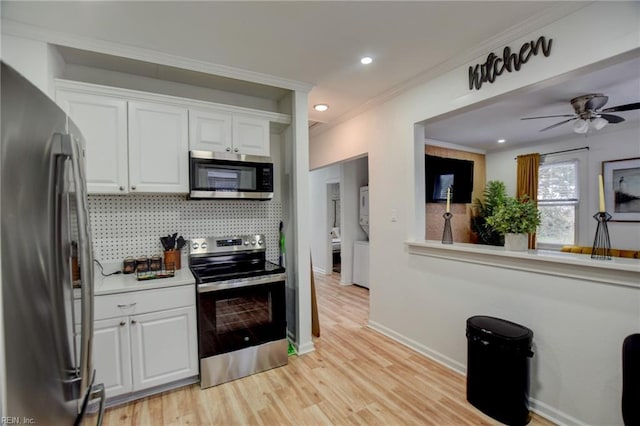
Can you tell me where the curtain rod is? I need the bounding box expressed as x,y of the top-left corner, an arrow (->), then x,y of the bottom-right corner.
514,146 -> 589,160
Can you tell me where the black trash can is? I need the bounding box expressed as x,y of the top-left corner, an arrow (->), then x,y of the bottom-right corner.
466,316 -> 534,425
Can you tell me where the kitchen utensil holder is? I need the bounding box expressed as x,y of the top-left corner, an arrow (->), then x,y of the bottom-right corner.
442,212 -> 453,244
591,211 -> 612,260
164,249 -> 181,270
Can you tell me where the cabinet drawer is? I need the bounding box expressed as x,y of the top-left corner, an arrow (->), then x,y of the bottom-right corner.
95,285 -> 195,321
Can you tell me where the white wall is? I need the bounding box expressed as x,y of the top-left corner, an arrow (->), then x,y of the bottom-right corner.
309,164 -> 340,274
63,64 -> 281,113
486,124 -> 640,250
1,34 -> 57,98
309,4 -> 640,425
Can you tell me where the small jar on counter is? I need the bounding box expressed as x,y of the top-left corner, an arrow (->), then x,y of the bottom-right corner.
122,257 -> 136,274
136,256 -> 149,273
150,255 -> 162,271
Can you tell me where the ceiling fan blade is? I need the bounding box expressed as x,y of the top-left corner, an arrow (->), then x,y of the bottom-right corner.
521,114 -> 575,120
538,118 -> 576,132
585,95 -> 608,111
601,102 -> 640,113
600,113 -> 625,124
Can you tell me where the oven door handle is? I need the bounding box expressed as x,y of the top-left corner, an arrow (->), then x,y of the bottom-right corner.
197,273 -> 286,293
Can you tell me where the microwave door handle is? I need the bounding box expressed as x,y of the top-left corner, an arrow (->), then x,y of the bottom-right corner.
65,133 -> 96,399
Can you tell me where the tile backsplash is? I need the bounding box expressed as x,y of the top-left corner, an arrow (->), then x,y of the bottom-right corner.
88,195 -> 282,263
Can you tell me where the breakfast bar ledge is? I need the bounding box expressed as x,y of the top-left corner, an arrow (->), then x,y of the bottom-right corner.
406,241 -> 640,289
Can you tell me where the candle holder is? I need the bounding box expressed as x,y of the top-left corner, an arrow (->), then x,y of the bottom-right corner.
591,212 -> 612,260
442,212 -> 453,244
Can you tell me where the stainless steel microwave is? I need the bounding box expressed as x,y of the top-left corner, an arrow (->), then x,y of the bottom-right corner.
189,150 -> 274,200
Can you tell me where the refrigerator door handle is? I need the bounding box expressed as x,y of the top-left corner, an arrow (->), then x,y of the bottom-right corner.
89,382 -> 106,426
64,133 -> 95,402
75,372 -> 105,426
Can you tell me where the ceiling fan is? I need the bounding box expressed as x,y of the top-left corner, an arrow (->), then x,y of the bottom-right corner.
521,93 -> 640,133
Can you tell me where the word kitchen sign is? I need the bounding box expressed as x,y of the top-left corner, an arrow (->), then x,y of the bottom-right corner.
468,36 -> 553,90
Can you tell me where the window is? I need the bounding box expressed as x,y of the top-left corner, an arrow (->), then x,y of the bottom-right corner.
537,160 -> 578,247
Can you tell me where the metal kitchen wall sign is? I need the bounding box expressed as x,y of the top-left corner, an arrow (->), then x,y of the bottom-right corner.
469,36 -> 553,90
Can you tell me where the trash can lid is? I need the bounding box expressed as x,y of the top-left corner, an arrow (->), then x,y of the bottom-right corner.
467,315 -> 533,341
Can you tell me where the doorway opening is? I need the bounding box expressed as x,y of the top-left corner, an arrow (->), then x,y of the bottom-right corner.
328,182 -> 341,274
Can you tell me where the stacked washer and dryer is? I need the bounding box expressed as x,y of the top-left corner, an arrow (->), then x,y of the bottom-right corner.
353,186 -> 370,288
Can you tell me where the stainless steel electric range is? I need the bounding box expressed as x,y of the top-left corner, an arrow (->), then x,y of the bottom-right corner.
189,234 -> 288,388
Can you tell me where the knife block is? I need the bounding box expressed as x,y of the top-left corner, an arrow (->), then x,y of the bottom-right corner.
164,249 -> 181,270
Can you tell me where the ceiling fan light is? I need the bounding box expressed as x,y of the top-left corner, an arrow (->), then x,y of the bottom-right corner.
591,117 -> 608,130
573,119 -> 589,134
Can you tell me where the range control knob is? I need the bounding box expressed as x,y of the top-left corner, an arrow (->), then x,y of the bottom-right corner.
192,242 -> 199,250
258,240 -> 263,246
201,242 -> 208,249
244,241 -> 249,246
251,240 -> 256,245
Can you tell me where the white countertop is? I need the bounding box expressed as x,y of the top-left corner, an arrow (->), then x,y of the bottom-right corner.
92,262 -> 195,296
406,240 -> 640,289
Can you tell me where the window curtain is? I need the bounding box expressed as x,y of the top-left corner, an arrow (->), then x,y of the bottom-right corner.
516,153 -> 540,249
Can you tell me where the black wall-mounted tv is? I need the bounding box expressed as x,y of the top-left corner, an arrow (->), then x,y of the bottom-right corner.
425,155 -> 474,203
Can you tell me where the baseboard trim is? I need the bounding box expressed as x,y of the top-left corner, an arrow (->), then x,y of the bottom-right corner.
312,266 -> 329,275
366,320 -> 580,426
367,320 -> 465,374
296,340 -> 316,355
529,398 -> 588,426
99,376 -> 199,409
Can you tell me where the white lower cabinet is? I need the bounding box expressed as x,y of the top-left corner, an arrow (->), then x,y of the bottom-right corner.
93,286 -> 198,400
130,306 -> 197,391
94,317 -> 133,398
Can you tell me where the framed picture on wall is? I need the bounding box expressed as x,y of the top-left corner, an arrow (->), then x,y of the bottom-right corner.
602,157 -> 640,222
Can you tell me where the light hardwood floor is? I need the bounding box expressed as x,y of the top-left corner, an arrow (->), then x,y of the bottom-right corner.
95,272 -> 555,425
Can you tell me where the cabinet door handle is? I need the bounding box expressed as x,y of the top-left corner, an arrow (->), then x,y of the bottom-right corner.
131,319 -> 137,325
119,186 -> 124,191
119,321 -> 126,327
234,148 -> 239,153
131,185 -> 136,190
117,303 -> 136,309
225,147 -> 231,152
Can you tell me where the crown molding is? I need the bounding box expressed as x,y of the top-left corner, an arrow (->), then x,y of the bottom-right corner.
1,19 -> 314,94
310,2 -> 589,138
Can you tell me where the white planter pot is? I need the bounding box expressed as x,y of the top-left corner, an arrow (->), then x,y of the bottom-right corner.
504,233 -> 528,251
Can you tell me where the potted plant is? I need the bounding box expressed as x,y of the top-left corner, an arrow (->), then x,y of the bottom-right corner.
470,180 -> 506,246
485,195 -> 541,251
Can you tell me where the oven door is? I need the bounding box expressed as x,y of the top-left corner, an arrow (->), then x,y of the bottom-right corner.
197,278 -> 286,358
189,150 -> 273,200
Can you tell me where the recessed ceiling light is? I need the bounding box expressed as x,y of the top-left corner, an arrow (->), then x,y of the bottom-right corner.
314,104 -> 329,112
497,139 -> 506,143
360,56 -> 373,65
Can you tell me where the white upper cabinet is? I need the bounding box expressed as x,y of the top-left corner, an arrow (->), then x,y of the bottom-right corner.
233,115 -> 270,156
128,101 -> 189,193
56,80 -> 288,194
189,109 -> 233,153
190,109 -> 270,156
56,91 -> 128,194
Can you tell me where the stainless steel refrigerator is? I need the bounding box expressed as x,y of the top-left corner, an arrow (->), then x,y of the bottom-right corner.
1,62 -> 105,424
